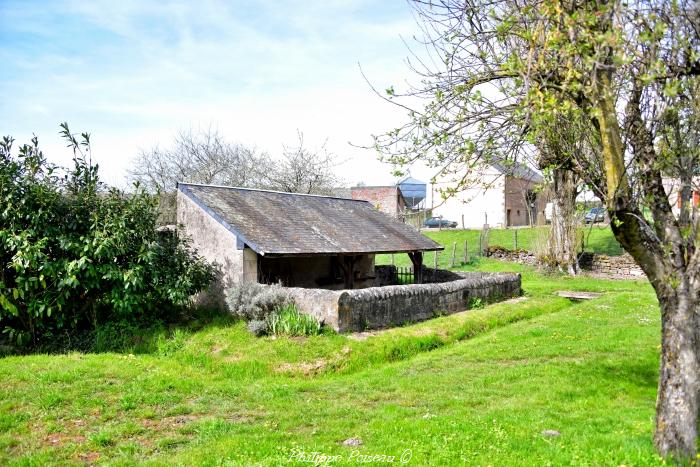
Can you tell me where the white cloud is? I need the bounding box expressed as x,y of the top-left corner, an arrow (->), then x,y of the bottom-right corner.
1,0 -> 430,188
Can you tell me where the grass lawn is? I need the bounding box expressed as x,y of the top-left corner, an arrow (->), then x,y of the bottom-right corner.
0,259 -> 665,465
396,226 -> 623,266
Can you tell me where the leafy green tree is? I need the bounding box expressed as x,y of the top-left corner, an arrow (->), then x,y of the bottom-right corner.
380,0 -> 700,459
0,124 -> 215,347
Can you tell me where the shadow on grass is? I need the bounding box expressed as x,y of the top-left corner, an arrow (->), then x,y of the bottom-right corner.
1,306 -> 237,357
596,358 -> 659,390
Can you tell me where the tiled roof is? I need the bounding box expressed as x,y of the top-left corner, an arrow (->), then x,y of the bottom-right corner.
178,183 -> 443,256
491,160 -> 544,183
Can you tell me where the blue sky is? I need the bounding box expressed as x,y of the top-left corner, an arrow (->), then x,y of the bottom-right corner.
0,0 -> 425,187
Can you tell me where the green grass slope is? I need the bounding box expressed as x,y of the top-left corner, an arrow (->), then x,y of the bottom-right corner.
0,261 -> 663,465
392,226 -> 623,264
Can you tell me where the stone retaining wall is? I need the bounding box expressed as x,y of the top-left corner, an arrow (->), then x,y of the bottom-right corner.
485,247 -> 538,265
286,271 -> 521,332
485,247 -> 645,279
578,252 -> 645,278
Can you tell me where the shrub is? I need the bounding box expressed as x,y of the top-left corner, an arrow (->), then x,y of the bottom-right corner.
0,125 -> 216,348
246,319 -> 269,337
266,303 -> 321,337
224,281 -> 290,321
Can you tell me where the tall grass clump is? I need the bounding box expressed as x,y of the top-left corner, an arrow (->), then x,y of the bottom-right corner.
266,303 -> 322,337
225,282 -> 323,336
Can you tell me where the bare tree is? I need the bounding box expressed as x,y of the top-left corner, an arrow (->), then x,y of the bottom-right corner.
262,131 -> 343,195
129,128 -> 270,223
129,127 -> 269,192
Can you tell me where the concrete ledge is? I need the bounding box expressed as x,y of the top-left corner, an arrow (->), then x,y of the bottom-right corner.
286,271 -> 521,332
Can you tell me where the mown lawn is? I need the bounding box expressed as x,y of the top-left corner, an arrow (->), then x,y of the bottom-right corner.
399,226 -> 623,266
0,260 -> 664,465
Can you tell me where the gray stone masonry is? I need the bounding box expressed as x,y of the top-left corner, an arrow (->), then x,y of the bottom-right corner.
285,271 -> 521,332
577,252 -> 645,278
486,247 -> 646,279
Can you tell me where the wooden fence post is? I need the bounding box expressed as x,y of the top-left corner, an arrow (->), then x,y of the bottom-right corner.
434,250 -> 439,269
450,242 -> 456,268
463,240 -> 469,264
514,229 -> 518,250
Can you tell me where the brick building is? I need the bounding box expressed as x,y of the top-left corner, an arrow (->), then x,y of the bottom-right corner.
350,185 -> 407,219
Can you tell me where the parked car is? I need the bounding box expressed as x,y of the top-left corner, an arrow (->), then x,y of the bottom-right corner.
423,217 -> 458,228
584,207 -> 606,224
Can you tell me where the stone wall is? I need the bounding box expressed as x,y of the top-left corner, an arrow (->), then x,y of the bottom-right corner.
485,247 -> 538,265
177,190 -> 257,308
485,246 -> 646,279
286,271 -> 521,332
578,252 -> 645,278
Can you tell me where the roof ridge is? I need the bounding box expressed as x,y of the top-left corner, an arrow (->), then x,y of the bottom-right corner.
177,182 -> 367,203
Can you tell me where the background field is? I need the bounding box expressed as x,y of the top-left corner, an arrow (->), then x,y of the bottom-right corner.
378,225 -> 623,269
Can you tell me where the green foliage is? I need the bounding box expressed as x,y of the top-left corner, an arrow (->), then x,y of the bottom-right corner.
266,303 -> 322,337
0,125 -> 215,348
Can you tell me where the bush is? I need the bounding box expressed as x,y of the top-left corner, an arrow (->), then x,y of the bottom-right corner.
224,281 -> 290,321
0,125 -> 216,348
266,303 -> 322,337
246,319 -> 269,337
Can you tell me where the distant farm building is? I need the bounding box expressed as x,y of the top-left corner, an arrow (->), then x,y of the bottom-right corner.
428,161 -> 546,228
663,177 -> 700,217
350,185 -> 407,219
350,176 -> 427,220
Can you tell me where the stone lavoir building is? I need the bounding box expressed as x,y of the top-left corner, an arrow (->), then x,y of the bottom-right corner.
177,183 -> 521,331
177,183 -> 442,290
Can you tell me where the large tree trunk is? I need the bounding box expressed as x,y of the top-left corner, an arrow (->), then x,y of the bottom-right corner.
653,280 -> 700,459
547,168 -> 579,275
599,79 -> 700,460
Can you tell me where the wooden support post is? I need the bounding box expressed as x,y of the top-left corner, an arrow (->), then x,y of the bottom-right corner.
450,242 -> 456,268
514,229 -> 518,250
407,251 -> 423,284
338,255 -> 356,289
391,253 -> 394,266
463,240 -> 469,264
434,250 -> 439,269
